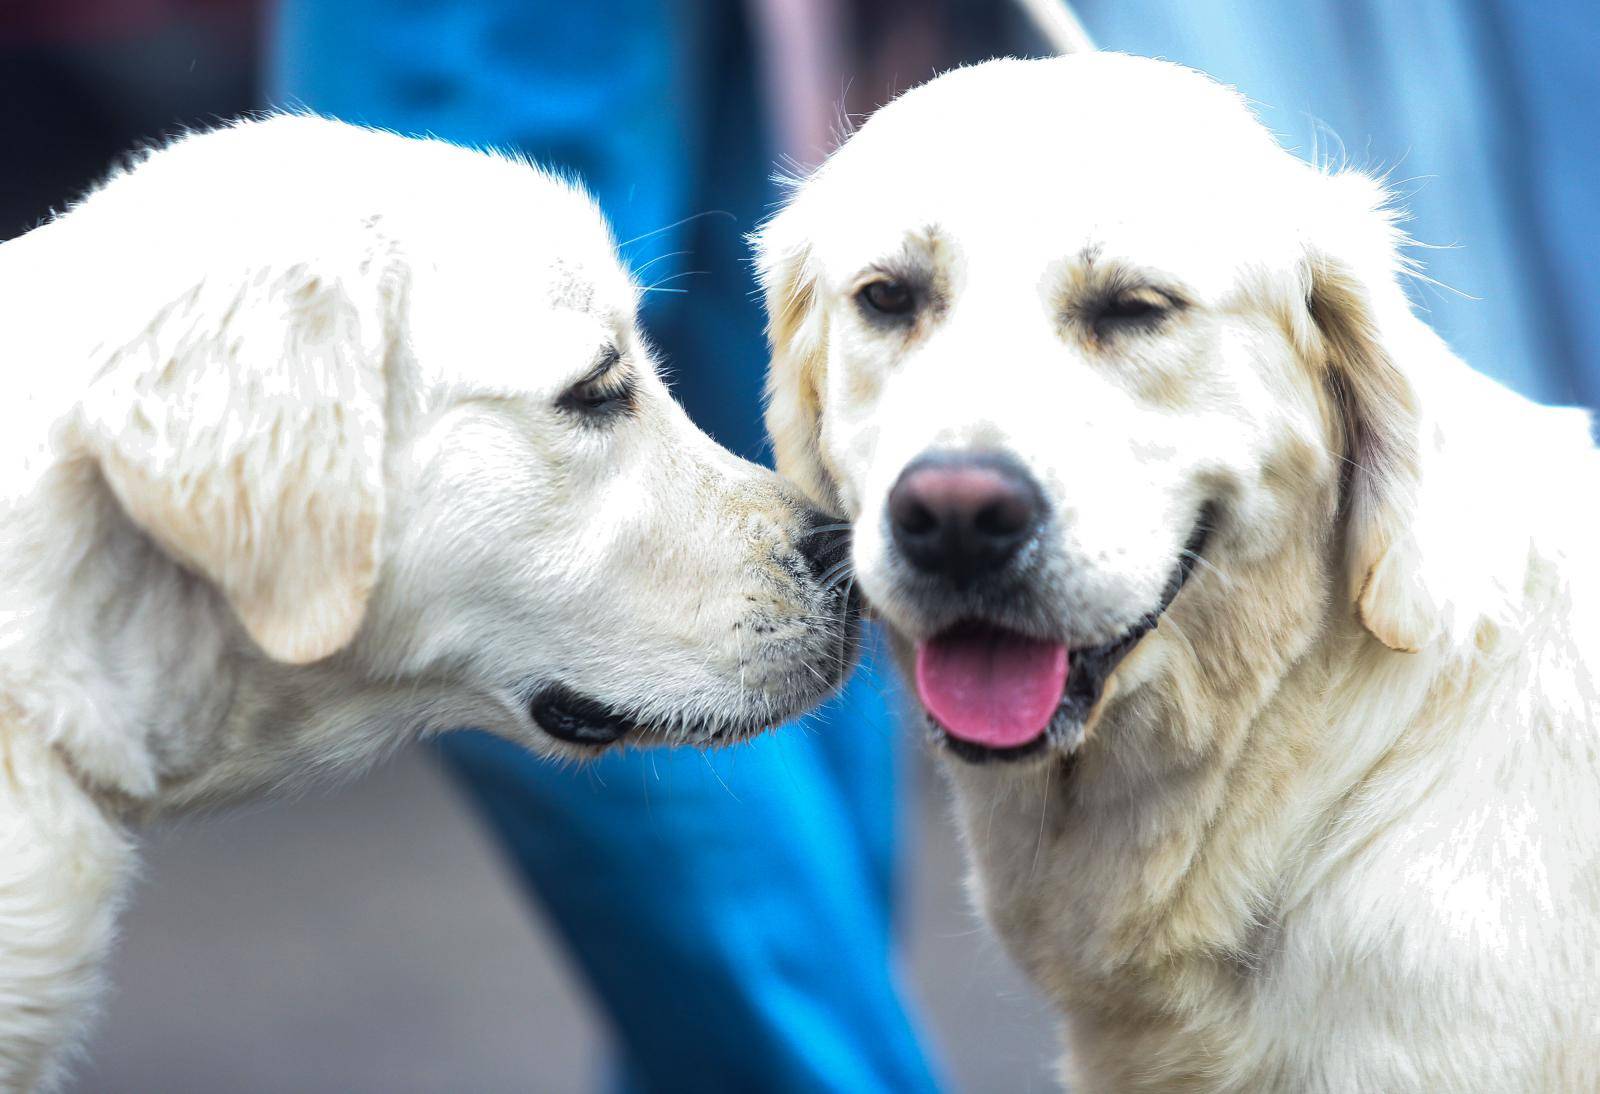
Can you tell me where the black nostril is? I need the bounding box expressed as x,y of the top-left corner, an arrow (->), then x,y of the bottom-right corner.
895,498 -> 938,537
974,494 -> 1034,539
887,450 -> 1044,582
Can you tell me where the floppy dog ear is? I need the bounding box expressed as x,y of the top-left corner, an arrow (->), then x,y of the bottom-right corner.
1302,170 -> 1565,655
1299,170 -> 1452,653
754,203 -> 839,513
80,261 -> 389,664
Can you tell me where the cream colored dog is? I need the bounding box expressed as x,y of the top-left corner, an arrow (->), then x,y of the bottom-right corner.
758,54 -> 1600,1091
0,115 -> 856,1089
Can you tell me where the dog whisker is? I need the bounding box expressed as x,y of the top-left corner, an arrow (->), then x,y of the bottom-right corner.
616,208 -> 735,250
818,557 -> 856,591
628,248 -> 691,278
645,268 -> 706,291
1156,611 -> 1202,668
1029,750 -> 1055,882
1179,549 -> 1234,590
697,750 -> 739,800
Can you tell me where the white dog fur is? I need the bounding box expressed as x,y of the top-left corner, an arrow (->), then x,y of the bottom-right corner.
759,54 -> 1600,1091
0,115 -> 856,1090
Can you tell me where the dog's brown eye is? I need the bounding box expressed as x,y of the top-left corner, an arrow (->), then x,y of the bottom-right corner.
857,278 -> 916,318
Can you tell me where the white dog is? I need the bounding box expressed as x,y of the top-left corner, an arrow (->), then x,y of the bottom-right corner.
758,53 -> 1600,1091
0,115 -> 856,1090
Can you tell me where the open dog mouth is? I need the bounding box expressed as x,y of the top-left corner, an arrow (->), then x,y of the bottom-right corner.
917,515 -> 1212,764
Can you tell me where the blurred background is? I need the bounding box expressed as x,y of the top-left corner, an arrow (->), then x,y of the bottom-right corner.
3,1 -> 1593,1091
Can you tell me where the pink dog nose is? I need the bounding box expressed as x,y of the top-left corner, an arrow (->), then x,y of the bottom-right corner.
887,451 -> 1044,583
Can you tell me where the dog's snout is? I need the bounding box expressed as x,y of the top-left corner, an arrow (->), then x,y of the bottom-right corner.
796,510 -> 852,584
888,451 -> 1043,581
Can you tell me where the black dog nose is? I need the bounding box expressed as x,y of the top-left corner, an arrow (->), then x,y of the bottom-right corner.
796,511 -> 852,584
888,451 -> 1044,582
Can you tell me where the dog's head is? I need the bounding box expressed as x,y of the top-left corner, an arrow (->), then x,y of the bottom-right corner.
66,115 -> 855,768
757,54 -> 1539,766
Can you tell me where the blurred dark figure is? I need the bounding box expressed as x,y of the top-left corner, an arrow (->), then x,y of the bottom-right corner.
0,2 -> 263,240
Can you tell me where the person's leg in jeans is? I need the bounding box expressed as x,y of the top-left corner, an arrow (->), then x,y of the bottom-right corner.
271,1 -> 942,1089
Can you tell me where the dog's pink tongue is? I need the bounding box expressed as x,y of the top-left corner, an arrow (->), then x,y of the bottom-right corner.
915,628 -> 1068,748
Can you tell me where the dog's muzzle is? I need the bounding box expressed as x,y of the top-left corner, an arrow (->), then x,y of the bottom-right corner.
917,508 -> 1213,764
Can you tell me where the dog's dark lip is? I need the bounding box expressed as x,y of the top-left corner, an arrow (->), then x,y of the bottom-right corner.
932,507 -> 1215,764
528,684 -> 641,747
939,728 -> 1053,764
528,684 -> 742,748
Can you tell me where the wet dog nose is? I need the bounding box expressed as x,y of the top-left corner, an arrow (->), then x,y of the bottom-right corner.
888,451 -> 1044,582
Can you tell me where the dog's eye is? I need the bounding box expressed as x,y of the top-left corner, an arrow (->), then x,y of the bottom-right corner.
558,349 -> 636,422
1088,286 -> 1174,337
562,377 -> 633,416
856,278 -> 917,318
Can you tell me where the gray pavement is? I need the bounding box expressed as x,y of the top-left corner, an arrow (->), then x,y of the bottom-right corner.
75,746 -> 1059,1093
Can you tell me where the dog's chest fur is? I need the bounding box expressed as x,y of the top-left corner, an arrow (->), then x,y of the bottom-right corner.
946,547 -> 1600,1092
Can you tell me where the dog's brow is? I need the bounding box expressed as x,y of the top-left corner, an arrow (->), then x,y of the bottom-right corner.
575,343 -> 622,385
852,227 -> 945,287
855,259 -> 922,290
1081,260 -> 1193,307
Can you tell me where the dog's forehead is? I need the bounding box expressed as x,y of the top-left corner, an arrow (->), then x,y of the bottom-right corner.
547,255 -> 603,311
418,186 -> 635,318
500,248 -> 632,324
468,212 -> 632,312
403,216 -> 639,398
806,54 -> 1297,290
851,53 -> 1277,173
399,141 -> 635,312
